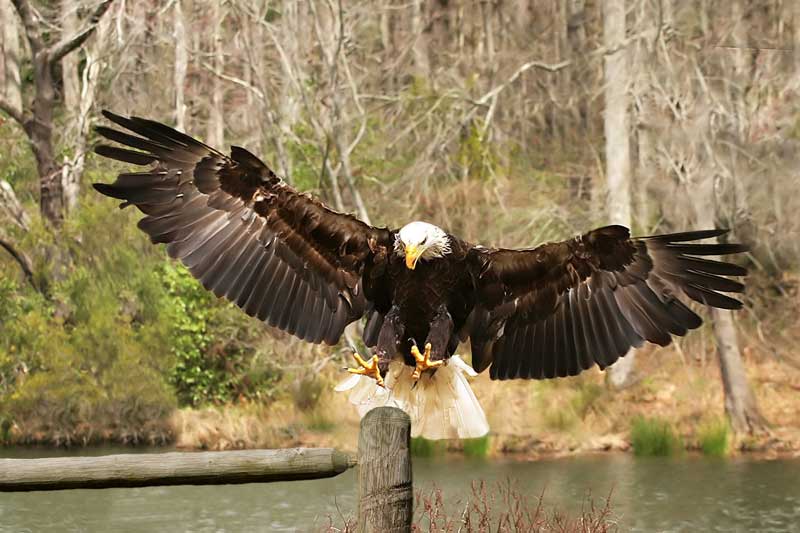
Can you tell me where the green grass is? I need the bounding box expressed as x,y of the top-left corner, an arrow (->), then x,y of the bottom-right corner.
410,437 -> 446,457
461,435 -> 491,458
698,418 -> 730,457
631,416 -> 683,457
544,409 -> 579,431
305,411 -> 335,432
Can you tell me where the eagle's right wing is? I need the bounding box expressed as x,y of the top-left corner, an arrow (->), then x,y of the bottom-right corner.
94,111 -> 395,344
468,225 -> 748,379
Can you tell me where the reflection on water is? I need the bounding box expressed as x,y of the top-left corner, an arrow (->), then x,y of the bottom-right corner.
1,447 -> 799,532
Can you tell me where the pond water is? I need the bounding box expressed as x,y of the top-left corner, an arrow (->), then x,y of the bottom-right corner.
1,446 -> 799,532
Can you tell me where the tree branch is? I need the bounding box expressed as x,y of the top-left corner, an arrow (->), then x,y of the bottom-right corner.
0,180 -> 31,231
0,234 -> 38,292
201,62 -> 265,101
10,0 -> 44,52
476,59 -> 572,106
49,0 -> 115,63
0,97 -> 24,125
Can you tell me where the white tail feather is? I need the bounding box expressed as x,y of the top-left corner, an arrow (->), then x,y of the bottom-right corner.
335,355 -> 489,440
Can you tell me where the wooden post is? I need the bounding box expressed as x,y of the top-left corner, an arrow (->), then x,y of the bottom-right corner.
356,406 -> 413,533
0,448 -> 354,492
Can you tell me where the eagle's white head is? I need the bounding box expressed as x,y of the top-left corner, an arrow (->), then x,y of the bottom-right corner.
396,221 -> 452,269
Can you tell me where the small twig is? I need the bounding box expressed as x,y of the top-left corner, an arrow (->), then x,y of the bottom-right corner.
201,61 -> 266,101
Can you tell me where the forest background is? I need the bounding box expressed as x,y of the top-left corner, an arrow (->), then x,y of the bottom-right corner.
0,0 -> 798,455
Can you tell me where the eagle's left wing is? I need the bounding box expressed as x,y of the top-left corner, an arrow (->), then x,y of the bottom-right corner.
467,225 -> 748,379
93,111 -> 395,345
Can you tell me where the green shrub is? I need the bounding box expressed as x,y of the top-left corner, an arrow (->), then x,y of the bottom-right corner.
0,194 -> 284,443
410,436 -> 447,457
698,418 -> 730,457
162,261 -> 282,407
461,435 -> 491,458
631,416 -> 682,457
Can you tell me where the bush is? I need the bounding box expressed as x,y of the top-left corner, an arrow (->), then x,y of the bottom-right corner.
411,436 -> 447,457
630,416 -> 682,457
162,261 -> 283,407
0,195 -> 281,444
698,418 -> 730,457
461,435 -> 491,458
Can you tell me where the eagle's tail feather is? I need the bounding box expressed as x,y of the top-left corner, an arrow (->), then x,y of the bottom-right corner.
335,356 -> 489,440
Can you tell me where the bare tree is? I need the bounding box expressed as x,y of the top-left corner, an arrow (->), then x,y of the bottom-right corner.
61,0 -> 82,114
0,0 -> 115,227
410,0 -> 429,79
692,172 -> 768,435
601,0 -> 638,389
206,1 -> 225,148
62,3 -> 112,212
173,0 -> 188,131
0,0 -> 22,117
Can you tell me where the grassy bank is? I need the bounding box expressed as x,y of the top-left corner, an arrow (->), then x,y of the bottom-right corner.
4,324 -> 800,456
155,334 -> 800,458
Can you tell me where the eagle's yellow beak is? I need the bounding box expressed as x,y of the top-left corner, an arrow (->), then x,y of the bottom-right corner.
405,244 -> 422,270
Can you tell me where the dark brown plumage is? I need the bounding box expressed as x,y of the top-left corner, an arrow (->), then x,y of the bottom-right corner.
93,111 -> 749,382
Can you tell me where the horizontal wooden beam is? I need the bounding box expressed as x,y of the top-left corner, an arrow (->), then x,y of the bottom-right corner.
0,448 -> 355,492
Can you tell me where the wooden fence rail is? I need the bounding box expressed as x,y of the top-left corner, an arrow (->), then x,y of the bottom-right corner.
0,448 -> 354,491
0,406 -> 413,531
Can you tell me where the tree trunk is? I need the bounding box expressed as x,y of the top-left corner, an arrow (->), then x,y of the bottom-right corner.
794,0 -> 800,83
566,0 -> 588,134
631,0 -> 659,231
61,0 -> 80,114
692,171 -> 767,436
173,0 -> 188,131
410,0 -> 429,79
206,1 -> 224,148
59,0 -> 80,213
28,53 -> 64,226
10,0 -> 114,228
602,0 -> 637,389
1,0 -> 22,113
480,0 -> 495,83
711,308 -> 767,435
62,9 -> 110,213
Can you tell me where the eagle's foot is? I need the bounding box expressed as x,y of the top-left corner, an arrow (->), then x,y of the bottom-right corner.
411,343 -> 443,380
346,352 -> 385,388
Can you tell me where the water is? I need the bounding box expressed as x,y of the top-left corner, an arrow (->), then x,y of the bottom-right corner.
1,447 -> 799,532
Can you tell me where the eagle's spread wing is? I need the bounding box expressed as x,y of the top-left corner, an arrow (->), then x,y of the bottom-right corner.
93,111 -> 393,344
468,225 -> 747,379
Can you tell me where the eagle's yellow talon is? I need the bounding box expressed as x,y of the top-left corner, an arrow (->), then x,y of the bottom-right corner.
411,342 -> 443,379
346,353 -> 385,388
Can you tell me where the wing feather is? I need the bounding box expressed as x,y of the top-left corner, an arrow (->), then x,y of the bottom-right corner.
94,111 -> 394,345
471,225 -> 748,379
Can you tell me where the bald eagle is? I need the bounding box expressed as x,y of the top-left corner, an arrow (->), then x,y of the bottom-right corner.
93,111 -> 748,439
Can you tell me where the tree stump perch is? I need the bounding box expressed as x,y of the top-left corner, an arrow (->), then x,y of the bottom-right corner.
356,406 -> 413,533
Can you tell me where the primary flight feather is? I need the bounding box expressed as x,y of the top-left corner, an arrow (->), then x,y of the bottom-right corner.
93,111 -> 748,438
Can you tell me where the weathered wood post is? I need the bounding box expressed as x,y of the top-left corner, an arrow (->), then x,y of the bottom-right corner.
356,406 -> 413,532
